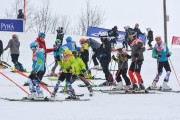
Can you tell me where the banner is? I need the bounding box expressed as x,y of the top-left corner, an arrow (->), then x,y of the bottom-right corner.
86,26 -> 146,45
0,19 -> 24,32
172,36 -> 180,45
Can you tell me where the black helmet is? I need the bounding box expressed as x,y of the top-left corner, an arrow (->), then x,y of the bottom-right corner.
72,50 -> 78,55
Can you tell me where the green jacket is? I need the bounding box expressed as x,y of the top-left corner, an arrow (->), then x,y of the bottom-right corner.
71,57 -> 86,75
58,49 -> 76,73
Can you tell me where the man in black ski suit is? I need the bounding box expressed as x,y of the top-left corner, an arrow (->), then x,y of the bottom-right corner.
17,9 -> 24,19
98,32 -> 114,86
108,26 -> 119,48
146,28 -> 154,50
56,27 -> 64,45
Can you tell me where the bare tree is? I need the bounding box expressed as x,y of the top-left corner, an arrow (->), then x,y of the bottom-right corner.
77,0 -> 106,35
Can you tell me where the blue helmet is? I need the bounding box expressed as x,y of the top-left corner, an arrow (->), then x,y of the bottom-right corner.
30,42 -> 39,50
66,36 -> 72,42
38,32 -> 46,39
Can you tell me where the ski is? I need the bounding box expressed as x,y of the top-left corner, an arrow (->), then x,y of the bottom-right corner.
0,61 -> 11,67
61,98 -> 90,102
147,86 -> 180,93
106,90 -> 160,94
78,84 -> 97,87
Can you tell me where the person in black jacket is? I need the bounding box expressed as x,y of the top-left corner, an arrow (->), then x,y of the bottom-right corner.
146,28 -> 154,50
123,26 -> 133,50
98,32 -> 114,86
133,23 -> 143,38
0,40 -> 3,58
17,9 -> 24,19
56,27 -> 64,45
108,26 -> 119,49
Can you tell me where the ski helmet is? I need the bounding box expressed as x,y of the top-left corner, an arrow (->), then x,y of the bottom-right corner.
155,35 -> 162,43
12,34 -> 18,39
146,28 -> 151,31
135,23 -> 139,26
72,50 -> 78,55
124,26 -> 130,30
99,32 -> 108,37
115,44 -> 123,50
66,36 -> 72,42
55,39 -> 61,44
38,32 -> 45,39
114,26 -> 118,30
80,38 -> 86,44
30,42 -> 39,50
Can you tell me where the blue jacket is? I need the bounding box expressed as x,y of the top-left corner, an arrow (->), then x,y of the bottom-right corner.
53,45 -> 62,58
32,49 -> 45,72
152,42 -> 170,62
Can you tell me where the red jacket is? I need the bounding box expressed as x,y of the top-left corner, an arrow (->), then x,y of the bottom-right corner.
35,38 -> 54,61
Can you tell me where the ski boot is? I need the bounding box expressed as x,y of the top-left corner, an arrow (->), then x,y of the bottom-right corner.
139,83 -> 145,90
161,81 -> 172,91
26,92 -> 37,100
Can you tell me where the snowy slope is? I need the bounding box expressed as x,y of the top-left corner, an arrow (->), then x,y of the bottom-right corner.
0,32 -> 180,120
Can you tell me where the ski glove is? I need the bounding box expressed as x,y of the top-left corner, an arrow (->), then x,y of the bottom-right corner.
55,55 -> 61,61
158,54 -> 162,58
167,52 -> 172,57
81,69 -> 86,74
134,53 -> 139,58
99,54 -> 107,59
66,67 -> 71,72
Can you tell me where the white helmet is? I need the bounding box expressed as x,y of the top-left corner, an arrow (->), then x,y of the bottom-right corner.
115,44 -> 123,50
146,28 -> 151,31
99,32 -> 108,37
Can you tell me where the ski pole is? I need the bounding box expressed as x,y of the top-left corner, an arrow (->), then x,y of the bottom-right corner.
169,58 -> 180,86
0,72 -> 29,95
11,68 -> 52,94
46,61 -> 55,69
109,61 -> 117,90
88,52 -> 93,69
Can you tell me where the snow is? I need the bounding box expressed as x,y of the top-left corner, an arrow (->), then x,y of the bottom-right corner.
0,32 -> 180,120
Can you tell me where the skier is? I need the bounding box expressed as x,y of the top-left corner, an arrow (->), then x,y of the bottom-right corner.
35,32 -> 54,83
133,23 -> 143,38
128,31 -> 145,90
3,34 -> 26,72
146,28 -> 154,50
51,46 -> 77,99
150,35 -> 172,91
112,44 -> 131,90
70,50 -> 93,96
123,26 -> 133,50
56,27 -> 64,45
62,36 -> 75,51
108,26 -> 119,49
86,38 -> 101,69
17,9 -> 24,19
27,42 -> 45,99
79,38 -> 89,70
0,40 -> 3,58
50,39 -> 62,76
98,32 -> 114,86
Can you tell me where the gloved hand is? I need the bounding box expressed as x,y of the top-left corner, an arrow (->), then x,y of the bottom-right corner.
54,47 -> 59,52
66,67 -> 71,72
55,55 -> 61,61
126,54 -> 131,59
99,54 -> 107,59
158,54 -> 162,58
112,55 -> 116,60
167,52 -> 172,57
134,53 -> 139,58
33,71 -> 37,77
81,69 -> 86,74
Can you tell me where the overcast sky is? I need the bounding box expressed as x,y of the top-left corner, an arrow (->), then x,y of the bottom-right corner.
0,0 -> 180,43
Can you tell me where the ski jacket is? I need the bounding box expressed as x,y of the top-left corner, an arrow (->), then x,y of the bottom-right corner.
53,44 -> 62,60
133,27 -> 143,38
0,40 -> 3,56
108,29 -> 119,38
152,41 -> 170,62
4,38 -> 20,54
71,57 -> 86,75
98,39 -> 111,62
62,38 -> 75,51
80,43 -> 89,62
130,38 -> 145,62
32,48 -> 45,72
57,49 -> 76,73
35,38 -> 54,61
147,30 -> 153,41
113,50 -> 130,70
86,38 -> 101,51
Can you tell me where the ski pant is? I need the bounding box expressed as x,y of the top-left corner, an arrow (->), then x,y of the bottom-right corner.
128,60 -> 144,85
54,72 -> 74,93
11,54 -> 25,71
148,40 -> 153,47
82,59 -> 88,70
51,60 -> 58,73
116,68 -> 131,86
71,74 -> 92,92
154,61 -> 171,82
92,53 -> 99,66
100,60 -> 114,83
27,70 -> 44,94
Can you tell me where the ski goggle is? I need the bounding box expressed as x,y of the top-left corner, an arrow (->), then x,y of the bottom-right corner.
31,46 -> 37,50
56,42 -> 61,45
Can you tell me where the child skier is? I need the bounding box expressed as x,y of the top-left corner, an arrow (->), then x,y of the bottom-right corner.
50,39 -> 62,76
27,42 -> 45,99
51,46 -> 77,99
70,50 -> 93,96
150,35 -> 172,91
112,44 -> 131,90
